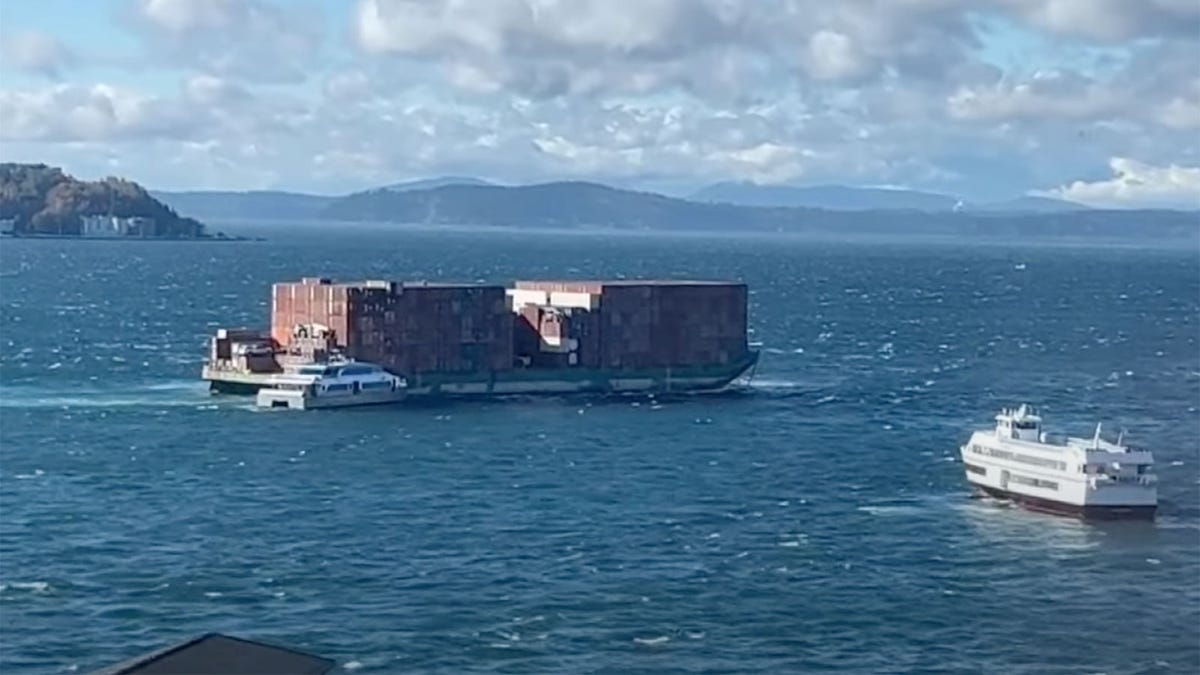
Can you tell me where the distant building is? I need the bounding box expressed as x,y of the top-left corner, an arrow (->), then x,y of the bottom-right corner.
0,218 -> 15,235
81,215 -> 124,237
80,215 -> 157,237
127,216 -> 156,236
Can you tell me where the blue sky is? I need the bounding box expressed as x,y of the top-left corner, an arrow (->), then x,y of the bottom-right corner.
1,0 -> 1197,207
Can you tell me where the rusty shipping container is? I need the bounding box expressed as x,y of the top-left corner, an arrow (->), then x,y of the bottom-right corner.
511,279 -> 749,370
271,279 -> 513,377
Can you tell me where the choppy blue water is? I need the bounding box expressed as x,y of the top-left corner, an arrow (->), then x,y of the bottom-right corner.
1,227 -> 1198,674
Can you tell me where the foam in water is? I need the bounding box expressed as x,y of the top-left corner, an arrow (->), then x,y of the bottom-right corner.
0,381 -> 212,410
0,581 -> 51,593
749,379 -> 806,390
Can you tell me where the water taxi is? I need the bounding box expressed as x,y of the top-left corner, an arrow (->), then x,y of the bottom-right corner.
255,358 -> 406,410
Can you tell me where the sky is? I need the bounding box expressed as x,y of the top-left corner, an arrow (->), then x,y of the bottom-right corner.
0,0 -> 1198,208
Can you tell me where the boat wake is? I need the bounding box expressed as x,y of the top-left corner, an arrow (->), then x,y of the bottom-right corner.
0,380 -> 215,410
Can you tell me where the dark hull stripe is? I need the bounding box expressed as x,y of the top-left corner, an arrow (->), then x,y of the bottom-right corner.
973,484 -> 1156,520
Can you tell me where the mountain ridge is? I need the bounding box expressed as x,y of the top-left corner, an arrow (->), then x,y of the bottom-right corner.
315,180 -> 1196,240
145,176 -> 1197,240
151,190 -> 333,221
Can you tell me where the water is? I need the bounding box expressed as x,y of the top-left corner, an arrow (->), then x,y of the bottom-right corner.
1,228 -> 1198,674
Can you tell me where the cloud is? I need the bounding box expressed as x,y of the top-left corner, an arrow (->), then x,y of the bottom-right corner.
1,0 -> 1197,205
354,0 -> 772,100
947,70 -> 1120,121
0,83 -> 201,142
0,30 -> 76,79
129,0 -> 325,83
1158,96 -> 1200,131
1037,158 -> 1200,208
348,0 -> 1200,105
999,0 -> 1200,41
803,31 -> 871,81
351,0 -> 993,100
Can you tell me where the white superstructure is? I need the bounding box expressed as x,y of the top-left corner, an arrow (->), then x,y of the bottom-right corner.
959,405 -> 1156,519
256,358 -> 406,410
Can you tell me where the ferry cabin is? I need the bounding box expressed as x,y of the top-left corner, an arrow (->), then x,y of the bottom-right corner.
288,363 -> 404,397
257,361 -> 406,409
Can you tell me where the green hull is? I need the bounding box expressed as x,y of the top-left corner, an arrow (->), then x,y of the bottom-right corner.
207,352 -> 759,398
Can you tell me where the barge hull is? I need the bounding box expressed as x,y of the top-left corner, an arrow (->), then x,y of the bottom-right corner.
206,354 -> 758,399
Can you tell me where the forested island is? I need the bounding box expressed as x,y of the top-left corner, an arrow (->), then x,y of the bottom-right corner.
0,163 -> 209,239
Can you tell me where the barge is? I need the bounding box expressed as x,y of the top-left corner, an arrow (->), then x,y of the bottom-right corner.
203,277 -> 759,404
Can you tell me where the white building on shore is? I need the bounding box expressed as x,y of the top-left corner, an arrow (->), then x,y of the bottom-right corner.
81,215 -> 156,237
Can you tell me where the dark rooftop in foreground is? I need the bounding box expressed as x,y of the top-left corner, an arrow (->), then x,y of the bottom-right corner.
87,633 -> 336,675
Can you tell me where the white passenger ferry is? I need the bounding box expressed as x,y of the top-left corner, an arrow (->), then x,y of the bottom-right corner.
960,405 -> 1157,519
256,358 -> 406,410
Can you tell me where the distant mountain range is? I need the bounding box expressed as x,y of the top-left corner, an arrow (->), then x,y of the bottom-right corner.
150,176 -> 1198,240
150,189 -> 334,221
690,182 -> 1087,213
150,176 -> 498,221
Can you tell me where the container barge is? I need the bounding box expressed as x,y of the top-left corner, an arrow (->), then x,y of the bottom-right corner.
201,277 -> 759,403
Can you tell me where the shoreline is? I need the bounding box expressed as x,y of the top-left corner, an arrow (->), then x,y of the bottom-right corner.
0,233 -> 264,242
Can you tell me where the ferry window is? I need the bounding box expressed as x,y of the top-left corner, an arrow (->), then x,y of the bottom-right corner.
965,463 -> 986,475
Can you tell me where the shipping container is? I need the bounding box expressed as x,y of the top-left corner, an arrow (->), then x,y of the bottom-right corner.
270,278 -> 513,377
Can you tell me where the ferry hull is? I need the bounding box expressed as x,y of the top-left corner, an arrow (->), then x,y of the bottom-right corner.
257,387 -> 407,410
972,484 -> 1156,520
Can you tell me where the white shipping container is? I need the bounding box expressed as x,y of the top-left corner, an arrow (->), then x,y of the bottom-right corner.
506,288 -> 548,309
549,291 -> 600,310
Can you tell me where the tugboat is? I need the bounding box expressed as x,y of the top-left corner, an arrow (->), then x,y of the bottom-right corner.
255,355 -> 406,410
960,405 -> 1157,519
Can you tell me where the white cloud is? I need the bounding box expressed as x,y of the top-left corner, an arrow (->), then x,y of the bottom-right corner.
804,31 -> 870,80
0,30 -> 76,79
1158,97 -> 1200,131
999,0 -> 1200,41
0,83 -> 198,142
947,70 -> 1120,121
139,0 -> 235,32
351,0 -> 993,100
184,75 -> 251,106
1038,158 -> 1200,208
130,0 -> 324,83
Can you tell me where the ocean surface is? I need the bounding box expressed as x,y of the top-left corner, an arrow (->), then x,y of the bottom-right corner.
0,226 -> 1197,674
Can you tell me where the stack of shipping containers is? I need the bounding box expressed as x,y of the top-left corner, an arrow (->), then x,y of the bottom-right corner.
271,277 -> 351,349
510,280 -> 749,370
271,277 -> 748,378
271,278 -> 513,377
